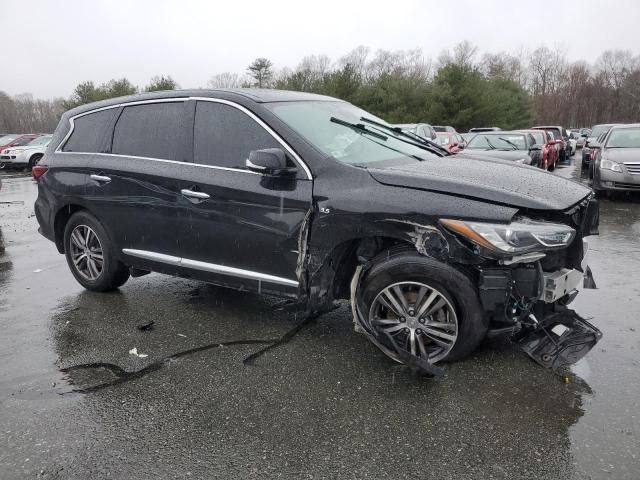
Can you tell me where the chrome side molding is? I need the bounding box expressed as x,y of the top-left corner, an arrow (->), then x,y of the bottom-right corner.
122,248 -> 298,287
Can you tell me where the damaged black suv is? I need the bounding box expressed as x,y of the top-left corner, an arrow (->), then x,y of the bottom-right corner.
34,90 -> 601,374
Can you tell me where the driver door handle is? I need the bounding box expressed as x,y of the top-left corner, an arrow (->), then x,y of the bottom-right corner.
181,188 -> 211,203
90,174 -> 111,184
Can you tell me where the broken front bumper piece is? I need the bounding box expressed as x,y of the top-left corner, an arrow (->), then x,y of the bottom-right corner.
517,310 -> 602,369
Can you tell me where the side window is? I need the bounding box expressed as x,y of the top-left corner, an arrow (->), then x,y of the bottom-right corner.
194,101 -> 280,169
62,109 -> 115,153
112,103 -> 183,160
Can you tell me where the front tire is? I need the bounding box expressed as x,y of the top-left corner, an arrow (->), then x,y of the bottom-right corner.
28,154 -> 43,169
356,248 -> 487,365
63,211 -> 130,291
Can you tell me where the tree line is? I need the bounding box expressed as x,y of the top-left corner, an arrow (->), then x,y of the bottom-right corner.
2,42 -> 639,134
0,76 -> 178,134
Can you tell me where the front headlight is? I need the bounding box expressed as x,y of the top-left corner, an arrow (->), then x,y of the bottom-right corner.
600,158 -> 622,172
440,219 -> 575,255
515,158 -> 527,164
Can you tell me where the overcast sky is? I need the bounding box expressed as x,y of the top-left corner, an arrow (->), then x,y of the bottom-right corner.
4,0 -> 640,99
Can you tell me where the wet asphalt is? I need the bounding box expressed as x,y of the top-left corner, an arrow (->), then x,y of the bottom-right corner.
0,155 -> 639,480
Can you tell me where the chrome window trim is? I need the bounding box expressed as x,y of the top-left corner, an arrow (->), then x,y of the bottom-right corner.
122,248 -> 299,287
65,151 -> 263,175
55,96 -> 313,180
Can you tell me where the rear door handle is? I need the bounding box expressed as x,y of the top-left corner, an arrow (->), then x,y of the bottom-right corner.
181,188 -> 210,203
90,174 -> 111,184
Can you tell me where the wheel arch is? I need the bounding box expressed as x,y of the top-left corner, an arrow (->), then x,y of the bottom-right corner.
28,152 -> 44,167
306,225 -> 455,307
53,204 -> 97,253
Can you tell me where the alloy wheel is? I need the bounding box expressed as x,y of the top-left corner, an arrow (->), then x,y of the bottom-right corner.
367,281 -> 458,363
69,225 -> 104,281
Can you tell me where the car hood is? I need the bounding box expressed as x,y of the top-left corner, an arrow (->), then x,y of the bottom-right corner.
367,155 -> 591,211
602,148 -> 640,163
2,146 -> 29,152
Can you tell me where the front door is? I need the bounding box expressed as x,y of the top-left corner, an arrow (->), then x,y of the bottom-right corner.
175,100 -> 313,295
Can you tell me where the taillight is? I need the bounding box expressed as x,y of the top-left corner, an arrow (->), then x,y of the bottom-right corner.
32,165 -> 48,181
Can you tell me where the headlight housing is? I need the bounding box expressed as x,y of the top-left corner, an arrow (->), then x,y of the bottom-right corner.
600,158 -> 622,172
440,218 -> 575,255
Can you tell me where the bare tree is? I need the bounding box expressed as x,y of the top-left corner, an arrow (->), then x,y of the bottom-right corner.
207,72 -> 249,89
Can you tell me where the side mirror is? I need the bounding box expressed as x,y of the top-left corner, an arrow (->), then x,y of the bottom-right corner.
246,148 -> 297,176
529,144 -> 542,151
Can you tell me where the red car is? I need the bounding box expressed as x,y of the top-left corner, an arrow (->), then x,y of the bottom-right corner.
0,134 -> 40,152
516,129 -> 558,170
435,132 -> 464,153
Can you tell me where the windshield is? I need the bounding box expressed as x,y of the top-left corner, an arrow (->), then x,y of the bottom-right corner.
605,128 -> 640,148
591,125 -> 612,138
467,133 -> 526,150
266,101 -> 438,166
0,135 -> 18,144
531,132 -> 544,144
436,134 -> 450,145
27,135 -> 51,146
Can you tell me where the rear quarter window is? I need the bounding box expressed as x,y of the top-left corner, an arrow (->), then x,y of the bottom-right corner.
112,102 -> 184,160
62,109 -> 115,153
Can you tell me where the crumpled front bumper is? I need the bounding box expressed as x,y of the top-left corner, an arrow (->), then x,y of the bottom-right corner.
517,311 -> 602,369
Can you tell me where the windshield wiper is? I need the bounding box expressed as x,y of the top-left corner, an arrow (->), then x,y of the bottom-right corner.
329,116 -> 424,161
358,117 -> 450,156
484,137 -> 497,150
497,137 -> 519,150
330,117 -> 388,140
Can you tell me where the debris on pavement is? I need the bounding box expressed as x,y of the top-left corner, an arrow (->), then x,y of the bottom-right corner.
136,320 -> 155,332
128,347 -> 148,358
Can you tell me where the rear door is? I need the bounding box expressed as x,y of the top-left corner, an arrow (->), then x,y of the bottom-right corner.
175,99 -> 313,294
85,100 -> 189,272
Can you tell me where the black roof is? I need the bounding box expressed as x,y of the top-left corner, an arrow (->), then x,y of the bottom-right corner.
65,89 -> 339,118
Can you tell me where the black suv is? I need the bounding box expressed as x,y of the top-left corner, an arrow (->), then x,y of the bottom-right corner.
34,89 -> 601,373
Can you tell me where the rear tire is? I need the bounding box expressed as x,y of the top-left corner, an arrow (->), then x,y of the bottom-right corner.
356,248 -> 487,364
63,211 -> 130,291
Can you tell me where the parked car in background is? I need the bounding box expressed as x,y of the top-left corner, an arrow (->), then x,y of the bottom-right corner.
571,128 -> 589,148
394,123 -> 437,141
468,127 -> 502,133
515,129 -> 558,171
0,134 -> 40,153
591,124 -> 640,195
567,130 -> 578,156
582,124 -> 619,172
463,131 -> 538,165
531,126 -> 568,163
461,132 -> 476,144
433,125 -> 457,133
435,132 -> 465,153
0,134 -> 52,169
34,89 -> 601,372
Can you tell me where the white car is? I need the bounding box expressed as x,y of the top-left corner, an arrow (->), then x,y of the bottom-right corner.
0,135 -> 52,169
